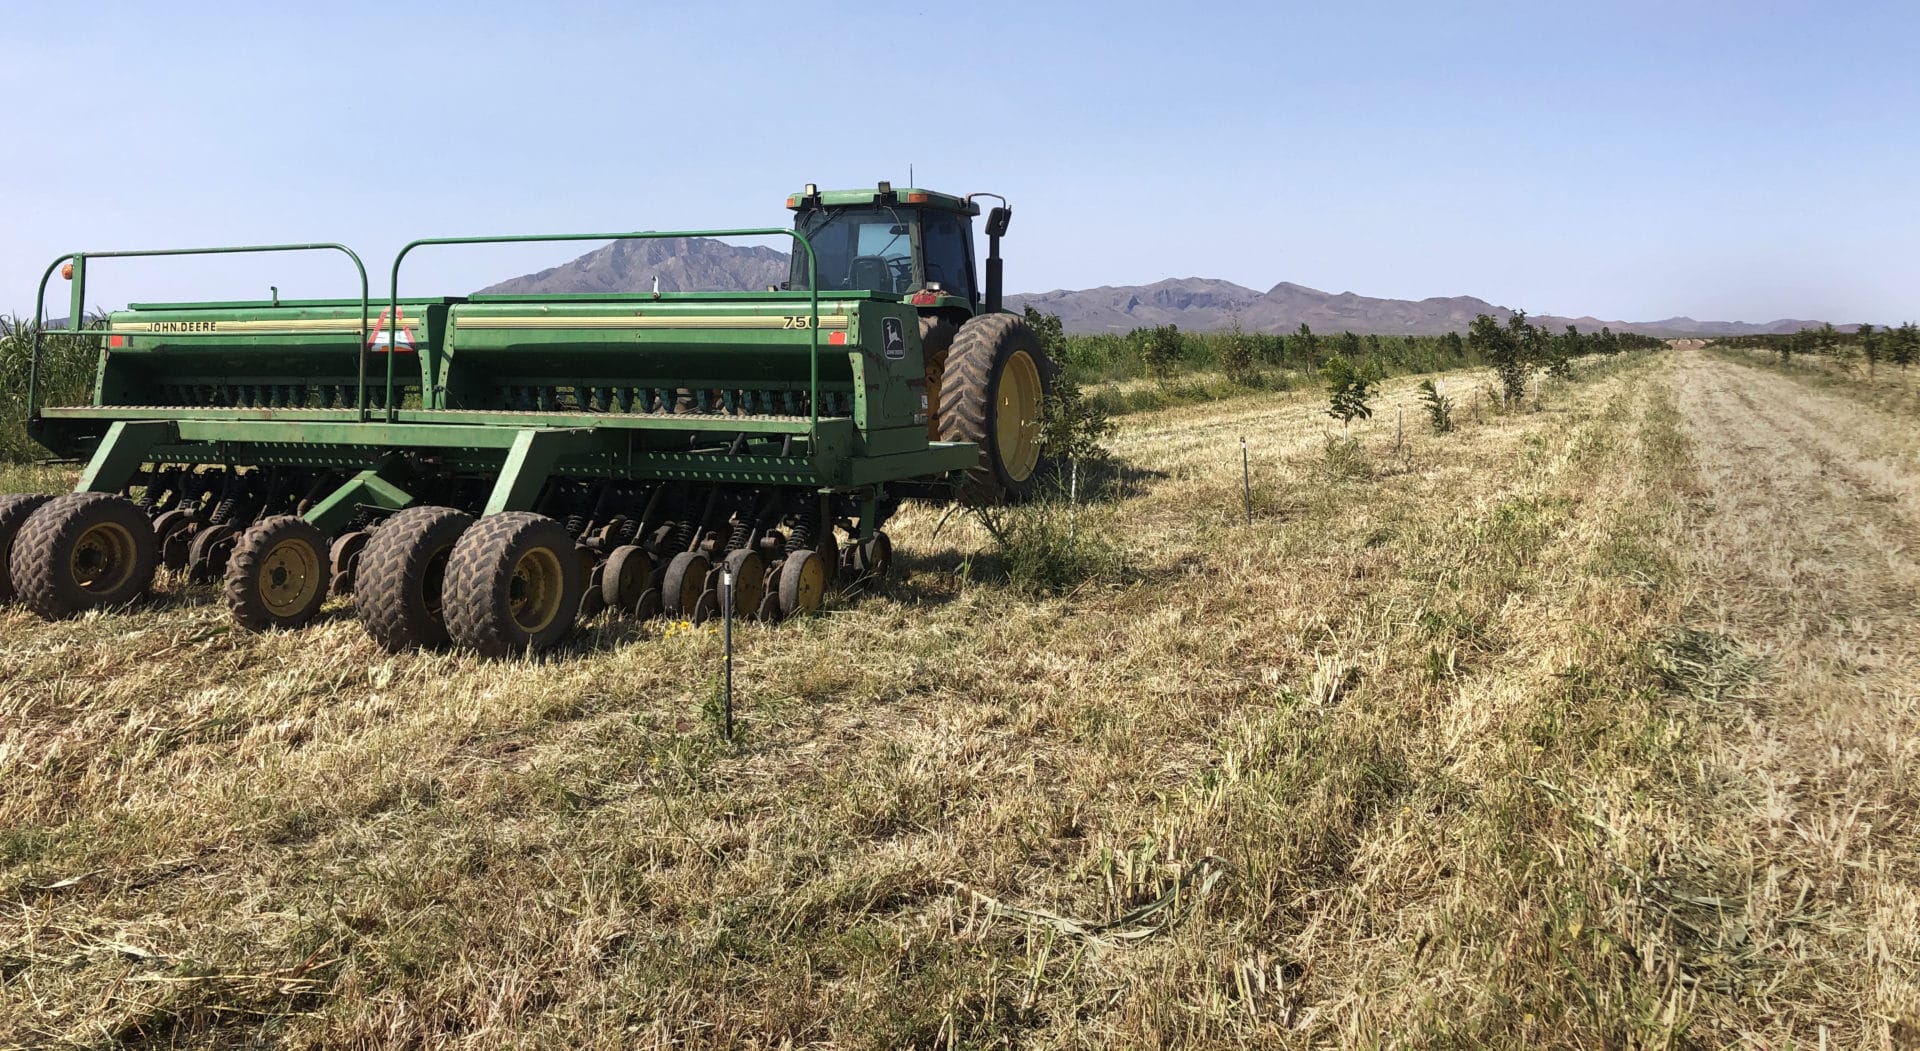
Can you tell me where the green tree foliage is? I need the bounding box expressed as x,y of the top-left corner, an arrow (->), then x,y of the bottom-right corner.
1038,373 -> 1114,464
1469,312 -> 1527,402
1294,323 -> 1320,361
1322,353 -> 1376,426
1717,322 -> 1920,378
1812,324 -> 1841,369
1857,322 -> 1879,375
1516,314 -> 1554,387
1461,311 -> 1662,405
1891,323 -> 1920,369
1217,320 -> 1258,385
1021,306 -> 1067,361
1137,324 -> 1184,380
1027,315 -> 1656,413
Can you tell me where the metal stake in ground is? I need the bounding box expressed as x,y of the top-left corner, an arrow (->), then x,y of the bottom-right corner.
1069,458 -> 1079,540
720,566 -> 734,740
1241,436 -> 1252,526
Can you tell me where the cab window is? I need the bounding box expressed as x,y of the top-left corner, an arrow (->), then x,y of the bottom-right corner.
790,207 -> 913,294
919,211 -> 976,303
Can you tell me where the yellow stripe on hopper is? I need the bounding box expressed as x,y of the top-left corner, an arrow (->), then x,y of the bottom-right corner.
454,314 -> 851,331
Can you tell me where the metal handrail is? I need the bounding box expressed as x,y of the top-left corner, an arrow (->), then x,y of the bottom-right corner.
28,244 -> 371,420
387,228 -> 820,436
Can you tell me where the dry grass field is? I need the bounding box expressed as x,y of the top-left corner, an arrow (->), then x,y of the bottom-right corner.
4,349 -> 1918,1048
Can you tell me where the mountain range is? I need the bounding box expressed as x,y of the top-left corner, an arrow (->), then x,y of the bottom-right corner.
482,237 -> 788,296
481,238 -> 1823,338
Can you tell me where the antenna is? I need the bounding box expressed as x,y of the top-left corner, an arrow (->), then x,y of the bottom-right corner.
909,163 -> 913,187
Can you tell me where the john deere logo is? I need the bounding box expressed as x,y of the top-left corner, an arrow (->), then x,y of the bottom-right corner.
883,317 -> 906,360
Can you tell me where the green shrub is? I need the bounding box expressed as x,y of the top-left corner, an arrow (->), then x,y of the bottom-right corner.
1136,325 -> 1184,380
1217,321 -> 1257,385
1321,353 -> 1376,426
1040,372 -> 1114,464
1022,307 -> 1067,361
1418,379 -> 1453,433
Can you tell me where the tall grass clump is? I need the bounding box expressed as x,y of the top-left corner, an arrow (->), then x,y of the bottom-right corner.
968,373 -> 1124,594
1313,432 -> 1373,484
972,489 -> 1124,595
1,316 -> 99,463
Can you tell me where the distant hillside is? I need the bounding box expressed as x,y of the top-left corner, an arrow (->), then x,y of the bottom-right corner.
479,237 -> 787,295
485,240 -> 1828,337
1005,279 -> 1826,338
1005,279 -> 1503,336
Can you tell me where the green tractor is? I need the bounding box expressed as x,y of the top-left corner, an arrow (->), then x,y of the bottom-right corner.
785,182 -> 1050,501
3,183 -> 1056,655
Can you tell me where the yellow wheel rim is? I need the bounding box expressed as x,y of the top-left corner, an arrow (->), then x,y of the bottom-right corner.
793,553 -> 826,613
727,552 -> 766,613
69,521 -> 137,595
674,557 -> 709,615
996,349 -> 1044,482
614,554 -> 651,603
508,546 -> 565,634
257,537 -> 322,614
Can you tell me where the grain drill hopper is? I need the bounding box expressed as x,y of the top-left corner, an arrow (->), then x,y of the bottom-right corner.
3,183 -> 1053,656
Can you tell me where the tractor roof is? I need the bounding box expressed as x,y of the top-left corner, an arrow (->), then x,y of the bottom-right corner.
786,185 -> 979,217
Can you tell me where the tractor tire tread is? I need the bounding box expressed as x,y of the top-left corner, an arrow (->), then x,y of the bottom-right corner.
443,512 -> 581,658
223,515 -> 329,632
937,312 -> 1054,503
0,493 -> 53,603
10,492 -> 158,620
355,505 -> 472,651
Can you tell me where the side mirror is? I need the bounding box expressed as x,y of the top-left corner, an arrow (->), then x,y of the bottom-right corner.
986,206 -> 1012,238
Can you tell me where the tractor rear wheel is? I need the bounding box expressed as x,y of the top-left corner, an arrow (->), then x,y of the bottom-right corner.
444,513 -> 583,657
10,493 -> 158,620
355,505 -> 472,651
919,315 -> 959,441
224,515 -> 330,631
0,493 -> 52,603
937,312 -> 1054,502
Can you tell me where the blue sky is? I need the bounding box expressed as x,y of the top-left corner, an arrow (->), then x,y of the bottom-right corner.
2,1 -> 1914,324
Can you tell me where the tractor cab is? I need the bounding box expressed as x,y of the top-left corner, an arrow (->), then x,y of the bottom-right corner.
785,183 -> 1011,315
